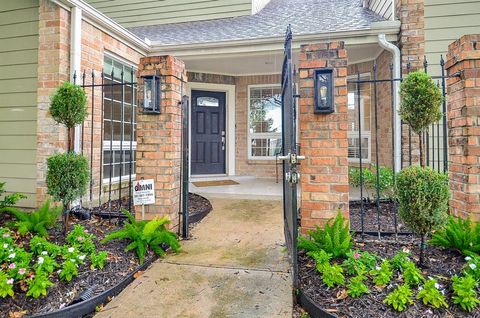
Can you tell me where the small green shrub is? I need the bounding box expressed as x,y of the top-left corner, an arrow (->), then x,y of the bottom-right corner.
2,200 -> 62,236
46,152 -> 89,208
348,165 -> 395,200
0,272 -> 14,298
464,256 -> 480,281
399,71 -> 443,135
66,224 -> 96,254
26,272 -> 53,299
452,274 -> 480,312
370,259 -> 393,287
49,82 -> 87,129
403,261 -> 424,286
90,251 -> 108,270
58,260 -> 78,282
342,250 -> 378,275
396,166 -> 450,265
417,278 -> 448,309
298,211 -> 352,258
0,182 -> 26,210
347,271 -> 369,298
390,250 -> 410,272
384,284 -> 414,312
320,263 -> 345,288
102,209 -> 181,264
429,216 -> 480,257
307,250 -> 332,272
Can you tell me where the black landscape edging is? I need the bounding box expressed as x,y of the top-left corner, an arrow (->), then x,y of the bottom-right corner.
28,257 -> 156,318
297,289 -> 337,318
188,194 -> 212,224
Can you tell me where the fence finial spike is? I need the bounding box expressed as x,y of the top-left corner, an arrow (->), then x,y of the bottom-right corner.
440,54 -> 445,66
423,55 -> 428,72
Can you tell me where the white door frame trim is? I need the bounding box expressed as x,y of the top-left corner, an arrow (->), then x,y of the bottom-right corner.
187,82 -> 236,177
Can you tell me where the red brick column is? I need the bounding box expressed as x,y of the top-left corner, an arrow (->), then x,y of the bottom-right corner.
36,0 -> 71,206
135,56 -> 187,227
299,42 -> 349,233
397,0 -> 425,167
445,34 -> 480,221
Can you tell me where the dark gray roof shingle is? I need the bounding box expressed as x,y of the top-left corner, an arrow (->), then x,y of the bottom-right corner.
128,0 -> 386,46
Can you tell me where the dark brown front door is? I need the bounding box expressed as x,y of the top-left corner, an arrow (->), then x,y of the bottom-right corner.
191,90 -> 226,175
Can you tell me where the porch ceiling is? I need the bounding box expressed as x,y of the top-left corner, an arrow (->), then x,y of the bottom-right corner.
183,43 -> 384,76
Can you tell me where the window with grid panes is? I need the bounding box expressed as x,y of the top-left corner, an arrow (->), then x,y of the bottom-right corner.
248,86 -> 282,159
103,56 -> 137,183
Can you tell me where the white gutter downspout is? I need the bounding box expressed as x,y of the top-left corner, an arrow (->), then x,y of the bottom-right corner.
71,6 -> 82,153
378,33 -> 401,173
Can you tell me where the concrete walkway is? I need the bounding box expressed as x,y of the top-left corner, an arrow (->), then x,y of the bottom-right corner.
95,198 -> 292,318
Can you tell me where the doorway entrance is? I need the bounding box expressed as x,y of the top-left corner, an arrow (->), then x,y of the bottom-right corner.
191,90 -> 227,175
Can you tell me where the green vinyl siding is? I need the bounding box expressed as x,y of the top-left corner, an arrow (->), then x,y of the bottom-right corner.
85,0 -> 252,27
0,0 -> 39,208
425,0 -> 480,76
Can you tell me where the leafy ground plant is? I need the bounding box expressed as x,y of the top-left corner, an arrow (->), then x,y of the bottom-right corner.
0,182 -> 25,210
403,261 -> 425,286
370,259 -> 393,287
452,274 -> 480,312
2,200 -> 61,236
429,216 -> 480,257
298,211 -> 352,258
102,210 -> 181,264
307,250 -> 332,272
390,250 -> 410,271
417,278 -> 448,309
320,262 -> 345,288
347,270 -> 369,298
342,250 -> 378,275
384,284 -> 414,312
464,256 -> 480,281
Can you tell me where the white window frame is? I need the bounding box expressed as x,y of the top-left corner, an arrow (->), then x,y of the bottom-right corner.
247,84 -> 282,160
102,55 -> 137,184
347,74 -> 371,163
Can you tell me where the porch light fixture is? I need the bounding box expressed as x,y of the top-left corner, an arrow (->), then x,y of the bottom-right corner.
314,68 -> 334,114
142,75 -> 161,114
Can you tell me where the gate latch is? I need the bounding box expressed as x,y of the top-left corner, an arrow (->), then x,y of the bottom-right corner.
278,153 -> 305,165
285,171 -> 300,184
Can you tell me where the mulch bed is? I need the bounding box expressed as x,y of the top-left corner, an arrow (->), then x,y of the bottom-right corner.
349,200 -> 410,234
86,193 -> 212,222
298,235 -> 478,318
0,215 -> 156,317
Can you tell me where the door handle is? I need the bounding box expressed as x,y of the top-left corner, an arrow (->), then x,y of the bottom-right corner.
221,136 -> 225,151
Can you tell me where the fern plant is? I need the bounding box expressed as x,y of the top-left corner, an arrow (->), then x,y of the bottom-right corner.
102,209 -> 180,264
0,181 -> 25,210
2,200 -> 61,236
298,211 -> 352,258
429,216 -> 480,257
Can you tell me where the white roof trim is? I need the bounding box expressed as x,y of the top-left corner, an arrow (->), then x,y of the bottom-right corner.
50,0 -> 150,55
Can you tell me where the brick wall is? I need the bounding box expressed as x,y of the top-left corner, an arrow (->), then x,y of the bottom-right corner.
136,56 -> 186,227
397,0 -> 424,167
298,42 -> 349,233
36,0 -> 144,207
36,0 -> 71,205
445,34 -> 480,222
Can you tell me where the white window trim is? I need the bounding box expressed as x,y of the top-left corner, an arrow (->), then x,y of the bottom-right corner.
247,84 -> 282,160
347,76 -> 372,163
102,142 -> 137,184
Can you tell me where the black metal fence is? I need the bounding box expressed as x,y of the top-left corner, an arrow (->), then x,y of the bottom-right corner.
346,55 -> 455,237
75,69 -> 137,218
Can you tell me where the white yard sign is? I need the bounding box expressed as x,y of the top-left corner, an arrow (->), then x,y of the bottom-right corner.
133,179 -> 155,206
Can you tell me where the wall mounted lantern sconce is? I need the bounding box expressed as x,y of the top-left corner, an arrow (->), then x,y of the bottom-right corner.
142,75 -> 161,114
314,68 -> 334,114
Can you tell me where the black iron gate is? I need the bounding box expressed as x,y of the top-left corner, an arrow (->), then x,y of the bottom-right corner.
180,94 -> 190,239
280,25 -> 303,286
